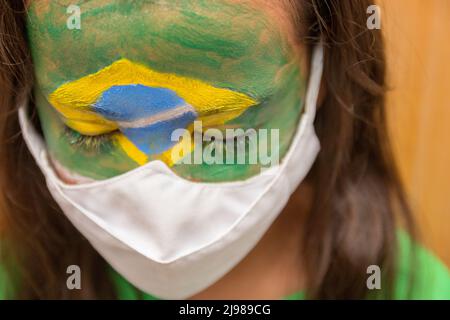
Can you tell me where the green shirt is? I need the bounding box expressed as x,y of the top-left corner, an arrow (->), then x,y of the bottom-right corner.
1,230 -> 449,299
109,230 -> 450,300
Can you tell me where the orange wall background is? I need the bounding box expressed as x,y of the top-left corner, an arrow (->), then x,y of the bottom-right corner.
381,0 -> 450,266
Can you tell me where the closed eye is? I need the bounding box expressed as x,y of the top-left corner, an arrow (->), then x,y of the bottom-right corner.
63,125 -> 117,152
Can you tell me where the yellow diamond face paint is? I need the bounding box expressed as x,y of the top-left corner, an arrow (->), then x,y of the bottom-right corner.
28,0 -> 307,182
50,59 -> 258,132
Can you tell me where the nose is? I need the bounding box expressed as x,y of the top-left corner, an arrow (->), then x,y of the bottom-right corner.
93,84 -> 197,155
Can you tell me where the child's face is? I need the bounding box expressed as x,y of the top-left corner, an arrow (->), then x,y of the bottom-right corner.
28,0 -> 306,182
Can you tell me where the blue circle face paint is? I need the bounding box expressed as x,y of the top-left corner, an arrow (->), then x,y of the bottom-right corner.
93,84 -> 198,155
93,85 -> 191,121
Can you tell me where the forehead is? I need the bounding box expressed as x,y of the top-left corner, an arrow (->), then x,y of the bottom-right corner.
27,0 -> 292,99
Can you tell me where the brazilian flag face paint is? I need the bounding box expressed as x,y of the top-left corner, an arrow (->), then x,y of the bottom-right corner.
28,0 -> 306,182
48,59 -> 257,165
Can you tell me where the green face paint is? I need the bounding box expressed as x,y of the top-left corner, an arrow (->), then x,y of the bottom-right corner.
28,0 -> 306,182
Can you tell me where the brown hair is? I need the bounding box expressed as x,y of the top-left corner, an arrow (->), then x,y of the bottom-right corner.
0,0 -> 415,299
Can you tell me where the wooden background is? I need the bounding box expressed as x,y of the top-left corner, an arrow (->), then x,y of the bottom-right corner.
381,0 -> 450,266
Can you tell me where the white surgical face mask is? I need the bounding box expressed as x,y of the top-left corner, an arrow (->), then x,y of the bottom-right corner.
19,45 -> 324,300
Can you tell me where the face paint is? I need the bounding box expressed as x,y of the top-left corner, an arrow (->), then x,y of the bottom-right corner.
49,58 -> 257,164
28,0 -> 306,182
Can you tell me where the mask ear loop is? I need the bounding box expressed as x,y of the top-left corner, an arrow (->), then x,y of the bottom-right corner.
18,105 -> 47,168
304,44 -> 324,125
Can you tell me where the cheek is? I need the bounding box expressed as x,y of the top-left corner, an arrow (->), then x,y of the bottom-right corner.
171,65 -> 306,182
51,158 -> 96,185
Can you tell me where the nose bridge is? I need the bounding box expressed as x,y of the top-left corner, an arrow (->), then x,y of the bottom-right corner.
93,84 -> 198,155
